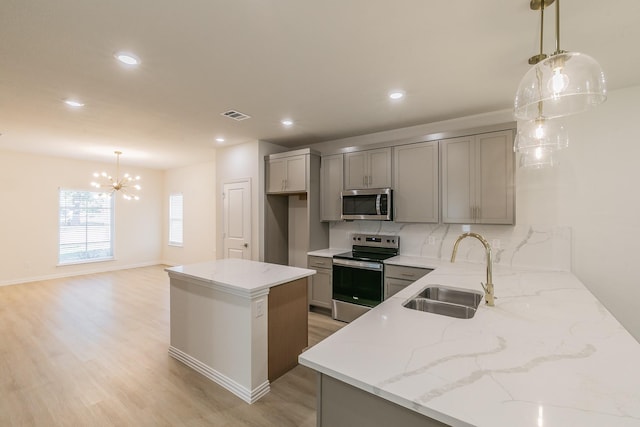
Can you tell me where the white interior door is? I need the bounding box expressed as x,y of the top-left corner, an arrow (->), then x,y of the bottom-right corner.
223,180 -> 251,259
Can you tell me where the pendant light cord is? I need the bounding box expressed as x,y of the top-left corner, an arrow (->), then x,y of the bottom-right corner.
539,1 -> 545,59
553,0 -> 564,55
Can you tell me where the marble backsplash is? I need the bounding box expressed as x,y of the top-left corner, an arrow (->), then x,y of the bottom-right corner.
329,221 -> 571,271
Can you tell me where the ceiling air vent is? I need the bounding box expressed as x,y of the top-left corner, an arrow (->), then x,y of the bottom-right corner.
221,110 -> 251,121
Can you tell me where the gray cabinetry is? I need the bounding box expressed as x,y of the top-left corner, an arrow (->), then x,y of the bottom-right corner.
441,130 -> 515,225
320,154 -> 343,221
344,148 -> 391,190
384,264 -> 432,299
267,153 -> 306,194
308,255 -> 332,309
392,141 -> 439,223
264,149 -> 329,268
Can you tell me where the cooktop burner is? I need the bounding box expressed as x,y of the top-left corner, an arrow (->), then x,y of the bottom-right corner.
333,233 -> 400,262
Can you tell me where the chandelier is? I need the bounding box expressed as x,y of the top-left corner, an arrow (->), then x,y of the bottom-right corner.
90,151 -> 141,200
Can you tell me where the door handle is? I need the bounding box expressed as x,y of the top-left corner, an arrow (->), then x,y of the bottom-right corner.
243,243 -> 248,248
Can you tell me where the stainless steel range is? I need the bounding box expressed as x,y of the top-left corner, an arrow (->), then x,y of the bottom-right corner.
332,234 -> 399,323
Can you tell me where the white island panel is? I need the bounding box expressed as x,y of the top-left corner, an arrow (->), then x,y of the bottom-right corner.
167,259 -> 315,404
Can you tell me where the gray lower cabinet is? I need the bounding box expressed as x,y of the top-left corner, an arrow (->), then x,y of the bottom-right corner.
317,373 -> 448,427
384,264 -> 432,299
308,256 -> 332,309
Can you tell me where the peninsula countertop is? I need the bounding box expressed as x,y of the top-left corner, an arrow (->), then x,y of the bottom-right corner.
299,261 -> 640,427
165,259 -> 315,298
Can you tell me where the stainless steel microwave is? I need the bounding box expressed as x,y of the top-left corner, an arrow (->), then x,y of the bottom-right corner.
341,188 -> 393,221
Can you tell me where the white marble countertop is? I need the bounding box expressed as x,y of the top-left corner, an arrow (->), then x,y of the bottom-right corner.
385,255 -> 445,269
166,259 -> 315,298
307,248 -> 350,258
299,261 -> 640,426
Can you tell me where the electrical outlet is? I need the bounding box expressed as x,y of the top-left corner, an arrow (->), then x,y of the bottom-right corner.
428,236 -> 436,245
462,224 -> 471,233
492,239 -> 501,250
255,299 -> 265,318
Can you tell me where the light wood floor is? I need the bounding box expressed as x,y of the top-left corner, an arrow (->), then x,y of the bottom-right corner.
0,265 -> 345,426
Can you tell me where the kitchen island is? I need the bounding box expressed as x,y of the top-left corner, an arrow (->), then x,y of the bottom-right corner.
299,260 -> 640,426
166,259 -> 315,403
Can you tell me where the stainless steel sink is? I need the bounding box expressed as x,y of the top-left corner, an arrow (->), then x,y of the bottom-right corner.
403,286 -> 483,319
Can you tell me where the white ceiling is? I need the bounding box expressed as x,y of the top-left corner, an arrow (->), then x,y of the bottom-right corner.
1,1 -> 639,169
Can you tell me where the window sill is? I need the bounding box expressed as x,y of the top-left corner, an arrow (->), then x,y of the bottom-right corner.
57,257 -> 115,267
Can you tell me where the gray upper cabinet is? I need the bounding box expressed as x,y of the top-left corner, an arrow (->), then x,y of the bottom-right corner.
441,130 -> 515,225
320,154 -> 343,221
344,148 -> 392,190
392,141 -> 439,223
266,154 -> 306,194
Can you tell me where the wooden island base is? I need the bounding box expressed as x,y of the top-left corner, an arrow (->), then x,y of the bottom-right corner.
268,278 -> 308,382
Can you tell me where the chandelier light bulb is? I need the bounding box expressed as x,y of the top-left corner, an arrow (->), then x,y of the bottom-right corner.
535,146 -> 544,160
549,68 -> 570,97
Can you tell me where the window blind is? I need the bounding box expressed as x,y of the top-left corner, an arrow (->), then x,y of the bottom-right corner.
169,193 -> 183,246
59,189 -> 114,264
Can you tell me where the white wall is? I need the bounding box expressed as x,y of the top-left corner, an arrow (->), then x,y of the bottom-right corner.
214,140 -> 288,262
518,85 -> 640,340
215,141 -> 261,260
0,150 -> 164,285
163,160 -> 216,266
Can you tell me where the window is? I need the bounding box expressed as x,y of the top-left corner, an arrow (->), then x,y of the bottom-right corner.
169,193 -> 183,246
59,189 -> 114,264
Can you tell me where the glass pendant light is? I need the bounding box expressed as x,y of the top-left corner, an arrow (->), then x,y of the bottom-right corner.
513,0 -> 568,164
514,117 -> 568,153
519,146 -> 556,169
514,0 -> 607,121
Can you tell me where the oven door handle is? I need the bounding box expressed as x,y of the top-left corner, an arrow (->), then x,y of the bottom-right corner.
333,258 -> 383,271
375,194 -> 382,216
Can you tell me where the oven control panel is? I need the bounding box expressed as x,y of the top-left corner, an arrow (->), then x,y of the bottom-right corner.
351,234 -> 399,250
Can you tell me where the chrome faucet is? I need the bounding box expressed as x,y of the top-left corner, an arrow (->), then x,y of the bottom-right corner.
450,232 -> 495,306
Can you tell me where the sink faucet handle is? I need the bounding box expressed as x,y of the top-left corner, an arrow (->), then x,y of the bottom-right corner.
481,282 -> 496,306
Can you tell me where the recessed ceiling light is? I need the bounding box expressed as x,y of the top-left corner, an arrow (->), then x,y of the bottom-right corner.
281,119 -> 294,127
64,99 -> 85,108
389,91 -> 405,100
115,52 -> 140,66
215,137 -> 225,143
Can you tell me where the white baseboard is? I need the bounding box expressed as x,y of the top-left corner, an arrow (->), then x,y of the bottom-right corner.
168,346 -> 270,404
0,261 -> 164,287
